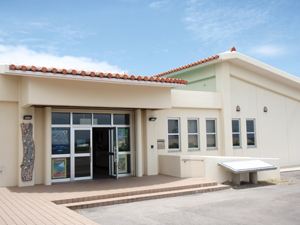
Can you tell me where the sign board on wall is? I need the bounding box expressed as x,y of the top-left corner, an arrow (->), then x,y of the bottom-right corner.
157,139 -> 165,149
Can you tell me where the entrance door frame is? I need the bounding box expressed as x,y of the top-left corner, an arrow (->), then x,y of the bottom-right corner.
71,127 -> 93,181
51,109 -> 134,183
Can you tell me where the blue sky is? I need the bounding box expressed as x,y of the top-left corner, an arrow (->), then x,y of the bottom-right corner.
0,0 -> 299,77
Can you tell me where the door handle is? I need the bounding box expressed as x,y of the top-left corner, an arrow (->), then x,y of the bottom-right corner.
114,146 -> 117,162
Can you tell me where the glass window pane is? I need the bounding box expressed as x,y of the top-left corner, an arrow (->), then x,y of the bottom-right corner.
118,154 -> 131,174
246,120 -> 254,132
93,114 -> 111,125
168,119 -> 179,133
188,135 -> 198,148
75,130 -> 90,153
188,120 -> 198,133
113,114 -> 130,125
232,134 -> 240,147
247,134 -> 255,146
52,113 -> 70,125
73,113 -> 92,125
168,135 -> 179,149
118,128 -> 130,152
75,157 -> 90,177
206,120 -> 215,133
232,120 -> 240,132
52,157 -> 70,179
52,128 -> 70,154
207,134 -> 216,147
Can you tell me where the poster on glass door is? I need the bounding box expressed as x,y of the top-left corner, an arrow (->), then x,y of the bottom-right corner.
52,158 -> 67,179
118,155 -> 127,173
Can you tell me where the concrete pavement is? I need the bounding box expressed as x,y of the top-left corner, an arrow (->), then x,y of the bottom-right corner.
79,170 -> 300,225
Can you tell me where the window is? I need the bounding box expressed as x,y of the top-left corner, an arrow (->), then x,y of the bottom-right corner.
113,114 -> 130,125
168,119 -> 180,151
232,119 -> 241,148
73,113 -> 92,125
52,113 -> 70,125
206,119 -> 217,149
93,114 -> 111,125
246,119 -> 256,147
52,127 -> 70,154
187,119 -> 199,150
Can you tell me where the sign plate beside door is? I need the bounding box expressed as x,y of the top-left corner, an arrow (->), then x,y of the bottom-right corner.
157,139 -> 165,149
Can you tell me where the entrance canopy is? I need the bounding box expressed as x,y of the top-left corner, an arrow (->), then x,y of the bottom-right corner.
1,63 -> 187,109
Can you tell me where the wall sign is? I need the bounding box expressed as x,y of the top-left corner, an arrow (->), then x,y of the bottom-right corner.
157,139 -> 165,149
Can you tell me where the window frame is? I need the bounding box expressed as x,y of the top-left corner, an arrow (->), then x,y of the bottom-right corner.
246,119 -> 256,148
206,119 -> 217,150
187,118 -> 199,151
232,119 -> 241,148
167,118 -> 180,152
51,111 -> 132,182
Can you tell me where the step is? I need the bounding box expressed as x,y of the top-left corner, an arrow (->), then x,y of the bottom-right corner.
53,181 -> 218,205
63,184 -> 230,210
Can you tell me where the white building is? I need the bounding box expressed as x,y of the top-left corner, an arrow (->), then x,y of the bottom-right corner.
0,47 -> 299,187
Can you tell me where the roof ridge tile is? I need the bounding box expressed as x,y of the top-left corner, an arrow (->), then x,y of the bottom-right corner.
153,54 -> 219,77
9,63 -> 188,85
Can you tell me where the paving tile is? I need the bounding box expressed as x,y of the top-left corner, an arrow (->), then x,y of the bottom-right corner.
0,175 -> 217,225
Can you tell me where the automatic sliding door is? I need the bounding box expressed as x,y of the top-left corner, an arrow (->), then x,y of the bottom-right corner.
73,129 -> 92,180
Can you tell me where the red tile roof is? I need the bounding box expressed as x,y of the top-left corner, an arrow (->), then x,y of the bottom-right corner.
9,64 -> 188,85
153,55 -> 219,77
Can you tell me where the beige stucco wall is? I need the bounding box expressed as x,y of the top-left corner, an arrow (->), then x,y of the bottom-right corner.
159,155 -> 181,177
159,155 -> 279,183
159,155 -> 204,178
0,102 -> 19,187
144,108 -> 221,176
286,98 -> 300,166
34,108 -> 44,184
0,75 -> 19,102
171,90 -> 222,109
21,77 -> 172,109
230,65 -> 300,167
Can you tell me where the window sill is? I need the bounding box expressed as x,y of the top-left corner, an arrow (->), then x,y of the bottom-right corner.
207,147 -> 218,150
188,149 -> 200,151
247,146 -> 257,148
168,149 -> 180,152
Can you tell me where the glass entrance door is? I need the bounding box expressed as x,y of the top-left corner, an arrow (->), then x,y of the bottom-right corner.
109,128 -> 119,179
72,128 -> 92,180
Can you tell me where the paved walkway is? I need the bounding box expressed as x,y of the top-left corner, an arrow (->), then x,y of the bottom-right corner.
0,175 -> 205,225
80,171 -> 300,225
1,166 -> 299,225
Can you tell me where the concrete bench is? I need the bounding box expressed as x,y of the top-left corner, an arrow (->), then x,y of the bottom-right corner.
218,160 -> 277,185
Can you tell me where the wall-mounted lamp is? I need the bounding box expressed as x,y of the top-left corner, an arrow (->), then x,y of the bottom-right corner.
149,117 -> 157,121
263,106 -> 268,112
236,105 -> 241,112
23,115 -> 33,120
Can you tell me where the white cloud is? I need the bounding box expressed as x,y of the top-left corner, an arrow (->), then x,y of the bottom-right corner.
148,1 -> 167,9
183,1 -> 269,42
249,45 -> 286,57
0,45 -> 124,72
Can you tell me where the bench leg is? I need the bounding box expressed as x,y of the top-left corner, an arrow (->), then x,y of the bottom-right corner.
232,173 -> 240,185
249,172 -> 258,184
